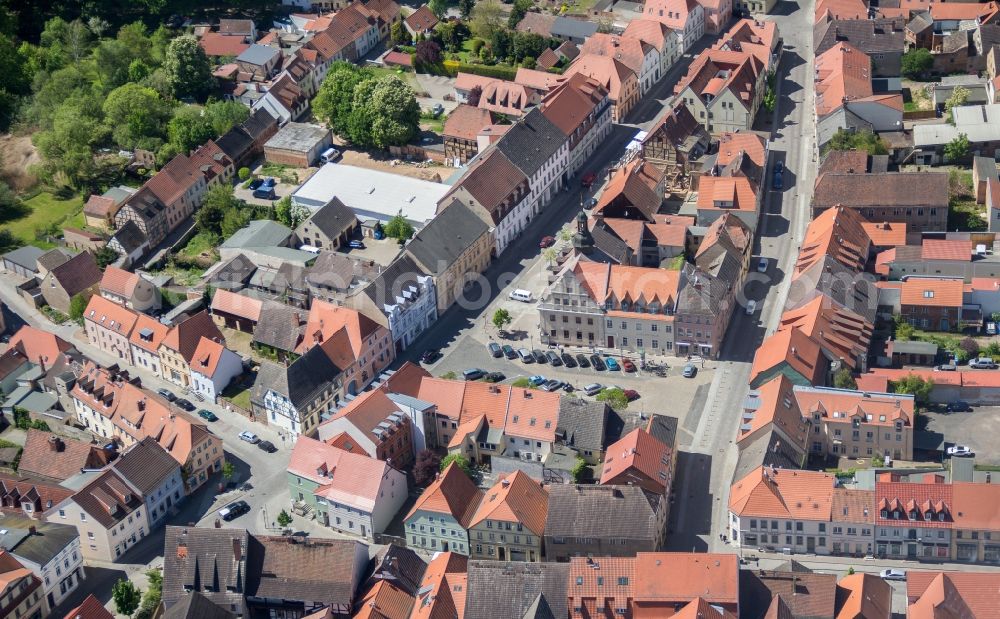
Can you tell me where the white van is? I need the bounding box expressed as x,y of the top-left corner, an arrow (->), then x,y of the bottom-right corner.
509,289 -> 533,302
299,244 -> 321,254
320,147 -> 341,164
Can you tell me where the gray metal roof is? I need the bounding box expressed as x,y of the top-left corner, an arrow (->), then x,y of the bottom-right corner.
551,16 -> 598,39
543,484 -> 661,539
237,44 -> 280,66
0,516 -> 80,567
221,220 -> 293,250
494,108 -> 567,178
2,246 -> 45,270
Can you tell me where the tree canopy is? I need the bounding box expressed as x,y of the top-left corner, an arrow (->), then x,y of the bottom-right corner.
313,63 -> 420,149
162,34 -> 213,100
944,133 -> 970,162
825,129 -> 888,156
901,48 -> 933,79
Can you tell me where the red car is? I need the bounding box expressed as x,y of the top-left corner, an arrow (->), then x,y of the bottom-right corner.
622,358 -> 636,372
539,236 -> 556,248
623,389 -> 639,401
581,171 -> 597,188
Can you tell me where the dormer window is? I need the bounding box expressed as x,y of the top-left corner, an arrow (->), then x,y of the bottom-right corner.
925,510 -> 933,519
909,510 -> 918,520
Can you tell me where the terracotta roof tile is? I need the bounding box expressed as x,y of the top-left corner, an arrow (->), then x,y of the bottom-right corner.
567,556 -> 635,613
6,325 -> 71,366
565,54 -> 635,103
600,428 -> 672,494
832,488 -> 875,523
468,470 -> 548,535
288,436 -> 398,511
860,221 -> 907,247
62,594 -> 114,619
951,482 -> 1000,530
815,42 -> 872,117
906,571 -> 1000,619
920,239 -> 972,261
404,6 -> 438,32
794,205 -> 870,276
210,289 -> 263,322
739,375 -> 810,447
539,73 -> 606,137
161,311 -> 225,363
899,278 -> 964,308
99,266 -> 141,300
749,326 -> 827,386
573,259 -> 681,308
592,157 -> 664,220
84,295 -> 139,337
442,105 -> 494,142
411,552 -> 468,619
730,466 -> 836,520
778,296 -> 872,370
633,553 -> 739,606
83,195 -> 117,218
199,32 -> 250,57
875,475 -> 953,529
189,337 -> 226,378
696,176 -> 758,213
405,462 -> 483,526
18,429 -> 110,482
129,314 -> 169,353
355,580 -> 414,619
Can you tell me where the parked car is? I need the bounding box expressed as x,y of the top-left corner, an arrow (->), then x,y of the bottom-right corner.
238,431 -> 259,444
529,375 -> 547,386
518,348 -> 534,363
576,354 -> 591,368
485,372 -> 505,382
219,500 -> 251,522
584,383 -> 603,396
532,349 -> 548,363
563,383 -> 575,392
561,353 -> 577,368
348,240 -> 365,249
197,409 -> 218,422
539,236 -> 556,248
682,364 -> 697,378
157,388 -> 176,402
604,357 -> 620,371
988,322 -> 997,336
420,349 -> 440,364
257,440 -> 277,453
542,379 -> 564,392
947,445 -> 975,457
248,178 -> 263,190
488,342 -> 503,358
546,351 -> 562,366
946,401 -> 971,412
757,257 -> 769,273
581,171 -> 597,188
935,363 -> 957,371
462,368 -> 486,381
746,300 -> 757,315
772,169 -> 783,191
260,177 -> 276,187
252,187 -> 275,200
623,389 -> 639,401
621,358 -> 636,372
174,398 -> 195,411
880,569 -> 906,581
502,344 -> 517,359
970,357 -> 998,369
590,355 -> 606,371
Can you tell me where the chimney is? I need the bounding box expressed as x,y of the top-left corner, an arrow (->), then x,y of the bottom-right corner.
48,436 -> 64,453
501,478 -> 511,488
27,526 -> 36,536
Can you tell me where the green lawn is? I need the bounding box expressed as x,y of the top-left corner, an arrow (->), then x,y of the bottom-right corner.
6,192 -> 84,248
177,230 -> 220,262
369,66 -> 420,90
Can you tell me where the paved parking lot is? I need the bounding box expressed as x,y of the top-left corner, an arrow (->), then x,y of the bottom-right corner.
922,405 -> 1000,464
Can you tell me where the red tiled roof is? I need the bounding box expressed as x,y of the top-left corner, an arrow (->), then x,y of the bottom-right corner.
62,594 -> 113,619
633,553 -> 739,606
128,314 -> 169,354
468,470 -> 548,535
875,474 -> 953,529
443,105 -> 494,141
7,325 -> 71,366
83,295 -> 139,337
920,239 -> 972,261
405,461 -> 483,527
210,289 -> 263,322
189,337 -> 226,378
404,5 -> 439,32
199,32 -> 250,57
730,466 -> 836,520
899,278 -> 964,308
794,205 -> 870,276
99,266 -> 141,299
83,195 -> 117,218
600,428 -> 672,494
749,326 -> 827,387
161,311 -> 225,363
355,580 -> 414,619
907,571 -> 1000,619
860,221 -> 907,247
18,429 -> 110,482
836,574 -> 891,619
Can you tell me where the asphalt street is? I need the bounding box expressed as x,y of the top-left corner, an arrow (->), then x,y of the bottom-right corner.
667,0 -> 819,554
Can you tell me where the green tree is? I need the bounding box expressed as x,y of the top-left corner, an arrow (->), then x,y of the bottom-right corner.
163,35 -> 213,100
313,62 -> 372,135
277,509 -> 293,527
365,76 -> 421,148
69,292 -> 90,321
221,208 -> 250,238
891,374 -> 933,406
508,0 -> 533,28
596,387 -> 629,411
893,315 -> 914,341
945,85 -> 971,122
512,31 -> 547,62
103,82 -> 171,149
944,133 -> 970,162
385,213 -> 415,240
238,167 -> 251,181
413,449 -> 443,485
470,0 -> 506,40
900,48 -> 933,79
117,21 -> 154,66
0,230 -> 21,254
570,456 -> 588,482
440,453 -> 474,477
824,129 -> 888,156
0,180 -> 25,222
833,367 -> 857,390
93,38 -> 135,91
391,20 -> 412,46
167,106 -> 215,153
128,58 -> 151,83
0,33 -> 31,130
221,460 -> 235,481
134,569 -> 163,619
492,308 -> 512,331
204,100 -> 250,135
436,21 -> 469,52
274,195 -> 293,226
112,579 -> 142,616
459,0 -> 476,17
94,245 -> 119,268
33,99 -> 109,187
429,0 -> 449,18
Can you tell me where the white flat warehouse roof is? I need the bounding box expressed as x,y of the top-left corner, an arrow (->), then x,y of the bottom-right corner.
292,163 -> 449,225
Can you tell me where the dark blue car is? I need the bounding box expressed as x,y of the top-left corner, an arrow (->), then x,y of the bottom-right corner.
772,170 -> 783,191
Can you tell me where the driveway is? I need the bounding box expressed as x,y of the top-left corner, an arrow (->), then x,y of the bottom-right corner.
412,74 -> 460,114
922,405 -> 1000,464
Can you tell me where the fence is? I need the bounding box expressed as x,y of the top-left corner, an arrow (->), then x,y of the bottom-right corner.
388,144 -> 448,164
219,396 -> 266,425
903,109 -> 937,121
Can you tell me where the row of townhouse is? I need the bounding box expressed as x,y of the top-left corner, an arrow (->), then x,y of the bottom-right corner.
69,362 -> 224,495
731,466 -> 1000,565
671,19 -> 780,135
47,437 -> 185,563
82,294 -> 242,401
538,209 -> 752,359
248,300 -> 395,437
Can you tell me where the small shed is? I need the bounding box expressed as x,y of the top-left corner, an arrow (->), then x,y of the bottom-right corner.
263,122 -> 333,167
